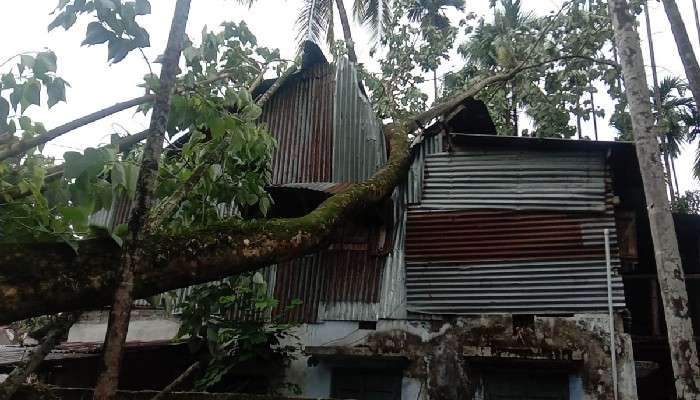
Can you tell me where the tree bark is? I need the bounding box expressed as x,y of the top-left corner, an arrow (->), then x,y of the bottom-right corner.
334,0 -> 358,63
661,0 -> 700,112
0,312 -> 79,400
608,1 -> 700,398
590,90 -> 599,140
0,123 -> 411,325
645,0 -> 677,201
694,0 -> 700,48
92,1 -> 192,399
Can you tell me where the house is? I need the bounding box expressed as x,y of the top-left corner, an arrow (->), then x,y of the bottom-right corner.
2,42 -> 699,400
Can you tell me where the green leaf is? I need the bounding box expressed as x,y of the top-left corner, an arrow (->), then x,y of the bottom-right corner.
21,79 -> 41,112
132,26 -> 150,48
48,10 -> 77,31
113,223 -> 128,237
134,0 -> 151,15
111,161 -> 127,191
18,116 -> 32,131
107,38 -> 135,63
33,51 -> 58,77
97,0 -> 116,10
110,232 -> 123,247
19,55 -> 35,75
47,77 -> 67,108
59,205 -> 90,226
63,151 -> 90,178
0,98 -> 9,122
54,0 -> 70,11
1,73 -> 16,88
9,88 -> 21,111
82,22 -> 114,46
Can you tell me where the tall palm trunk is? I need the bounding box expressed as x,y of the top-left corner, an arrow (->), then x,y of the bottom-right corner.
576,98 -> 583,140
608,1 -> 700,398
334,0 -> 358,63
590,92 -> 599,140
670,149 -> 681,198
645,0 -> 677,200
693,0 -> 700,47
661,0 -> 700,109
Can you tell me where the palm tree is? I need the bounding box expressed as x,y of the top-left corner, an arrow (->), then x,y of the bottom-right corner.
405,0 -> 464,100
406,0 -> 464,30
459,0 -> 534,135
295,0 -> 392,63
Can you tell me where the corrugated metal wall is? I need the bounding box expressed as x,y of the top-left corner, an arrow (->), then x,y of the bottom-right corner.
259,62 -> 335,184
418,150 -> 607,211
405,147 -> 626,314
273,249 -> 386,322
406,134 -> 442,205
332,57 -> 386,182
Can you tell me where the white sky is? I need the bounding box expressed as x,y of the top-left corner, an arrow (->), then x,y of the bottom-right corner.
0,0 -> 698,191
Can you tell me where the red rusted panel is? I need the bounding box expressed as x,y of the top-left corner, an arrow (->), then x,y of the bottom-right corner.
321,250 -> 384,303
273,255 -> 325,323
405,209 -> 610,263
272,249 -> 386,323
260,63 -> 335,185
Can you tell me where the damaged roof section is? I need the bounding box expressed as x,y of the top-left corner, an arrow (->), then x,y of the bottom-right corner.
255,41 -> 386,187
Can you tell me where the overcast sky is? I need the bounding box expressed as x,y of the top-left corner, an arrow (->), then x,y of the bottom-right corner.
0,0 -> 698,192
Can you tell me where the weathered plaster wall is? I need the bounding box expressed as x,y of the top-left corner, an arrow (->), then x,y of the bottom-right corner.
67,310 -> 180,343
284,314 -> 637,400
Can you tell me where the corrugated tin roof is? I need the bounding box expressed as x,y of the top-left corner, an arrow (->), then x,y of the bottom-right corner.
260,62 -> 335,185
0,340 -> 181,366
332,57 -> 386,182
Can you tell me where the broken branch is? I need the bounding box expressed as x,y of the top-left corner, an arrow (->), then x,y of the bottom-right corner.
0,312 -> 80,400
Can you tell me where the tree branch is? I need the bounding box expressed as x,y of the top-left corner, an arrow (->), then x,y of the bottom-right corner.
255,59 -> 299,107
150,361 -> 201,400
0,65 -> 248,164
0,96 -> 152,162
93,1 -> 192,398
0,123 -> 410,325
0,312 -> 80,400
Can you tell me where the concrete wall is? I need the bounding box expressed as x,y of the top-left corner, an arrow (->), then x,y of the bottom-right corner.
65,310 -> 637,400
67,310 -> 180,343
282,314 -> 638,400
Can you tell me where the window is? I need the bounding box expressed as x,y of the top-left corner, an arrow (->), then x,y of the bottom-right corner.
482,371 -> 569,400
331,368 -> 402,400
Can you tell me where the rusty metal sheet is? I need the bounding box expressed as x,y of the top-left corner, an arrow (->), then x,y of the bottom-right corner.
332,57 -> 386,182
418,150 -> 607,211
405,210 -> 617,264
260,62 -> 335,185
321,250 -> 384,303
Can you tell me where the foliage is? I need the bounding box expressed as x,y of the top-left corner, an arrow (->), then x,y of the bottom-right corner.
445,0 -> 618,138
295,0 -> 392,49
672,190 -> 700,214
361,0 -> 462,119
176,273 -> 301,393
49,0 -> 152,64
0,16 -> 283,245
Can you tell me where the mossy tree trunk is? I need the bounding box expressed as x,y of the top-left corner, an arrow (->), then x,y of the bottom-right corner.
0,124 -> 411,325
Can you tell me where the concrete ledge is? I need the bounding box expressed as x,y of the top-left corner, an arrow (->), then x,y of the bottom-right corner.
13,386 -> 330,400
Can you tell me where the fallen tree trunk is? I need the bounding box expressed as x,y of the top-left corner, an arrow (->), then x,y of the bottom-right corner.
0,124 -> 410,325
